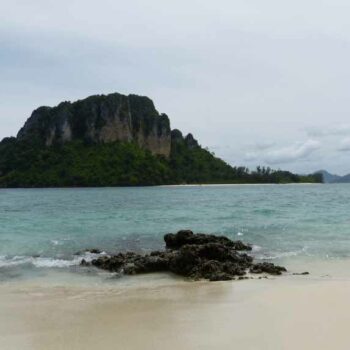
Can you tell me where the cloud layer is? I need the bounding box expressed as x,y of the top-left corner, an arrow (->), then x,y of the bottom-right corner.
2,1 -> 350,174
245,140 -> 321,165
338,138 -> 350,152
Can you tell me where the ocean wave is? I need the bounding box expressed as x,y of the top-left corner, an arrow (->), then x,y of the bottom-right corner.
252,245 -> 262,252
257,246 -> 308,260
50,238 -> 72,246
0,251 -> 107,269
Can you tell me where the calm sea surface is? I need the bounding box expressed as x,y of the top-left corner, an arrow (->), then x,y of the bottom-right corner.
1,184 -> 350,282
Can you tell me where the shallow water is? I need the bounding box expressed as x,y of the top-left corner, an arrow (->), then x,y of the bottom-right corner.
1,184 -> 350,282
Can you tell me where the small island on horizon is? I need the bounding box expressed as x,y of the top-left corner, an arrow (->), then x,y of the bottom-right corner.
0,92 -> 322,188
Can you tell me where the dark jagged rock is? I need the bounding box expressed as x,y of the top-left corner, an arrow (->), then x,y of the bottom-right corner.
75,248 -> 103,256
92,253 -> 137,271
80,259 -> 89,266
83,230 -> 287,282
85,249 -> 102,254
164,230 -> 252,251
250,262 -> 287,275
209,272 -> 234,282
293,272 -> 309,275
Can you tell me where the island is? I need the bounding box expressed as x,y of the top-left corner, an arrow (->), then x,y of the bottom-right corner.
0,92 -> 322,187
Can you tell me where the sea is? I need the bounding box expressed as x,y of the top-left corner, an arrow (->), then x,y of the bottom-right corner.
1,184 -> 350,284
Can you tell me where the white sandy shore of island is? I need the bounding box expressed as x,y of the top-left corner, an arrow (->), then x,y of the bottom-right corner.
159,182 -> 321,187
1,264 -> 350,350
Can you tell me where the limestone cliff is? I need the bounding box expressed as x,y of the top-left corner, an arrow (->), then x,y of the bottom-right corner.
17,93 -> 171,157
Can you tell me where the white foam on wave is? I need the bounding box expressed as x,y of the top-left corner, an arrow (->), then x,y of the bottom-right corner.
33,257 -> 81,268
0,251 -> 108,269
252,245 -> 262,252
237,232 -> 244,236
0,255 -> 32,267
258,246 -> 308,260
50,238 -> 72,246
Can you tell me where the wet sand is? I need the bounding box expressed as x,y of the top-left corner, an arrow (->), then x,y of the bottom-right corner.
1,273 -> 350,350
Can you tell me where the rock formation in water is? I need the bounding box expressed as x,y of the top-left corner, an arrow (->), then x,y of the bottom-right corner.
80,230 -> 287,281
0,91 -> 323,187
17,93 -> 172,157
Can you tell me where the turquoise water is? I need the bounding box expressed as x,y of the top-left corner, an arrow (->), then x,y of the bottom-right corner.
1,184 -> 350,281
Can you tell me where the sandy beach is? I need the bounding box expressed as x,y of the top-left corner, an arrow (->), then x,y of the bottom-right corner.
1,270 -> 350,350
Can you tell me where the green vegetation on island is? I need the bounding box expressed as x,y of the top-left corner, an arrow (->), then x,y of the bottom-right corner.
0,134 -> 322,187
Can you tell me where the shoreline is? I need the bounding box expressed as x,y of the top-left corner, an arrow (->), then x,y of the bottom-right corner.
159,182 -> 322,187
0,182 -> 324,190
1,273 -> 350,350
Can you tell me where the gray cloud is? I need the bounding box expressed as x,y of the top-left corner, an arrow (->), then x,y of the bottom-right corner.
338,138 -> 350,152
248,141 -> 276,152
245,139 -> 321,165
306,124 -> 350,138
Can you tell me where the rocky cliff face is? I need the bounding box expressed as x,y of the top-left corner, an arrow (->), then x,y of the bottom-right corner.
17,93 -> 171,157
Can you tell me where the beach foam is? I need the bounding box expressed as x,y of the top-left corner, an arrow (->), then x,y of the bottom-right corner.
0,251 -> 107,269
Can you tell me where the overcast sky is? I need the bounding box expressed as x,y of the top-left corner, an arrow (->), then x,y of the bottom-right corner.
1,0 -> 350,174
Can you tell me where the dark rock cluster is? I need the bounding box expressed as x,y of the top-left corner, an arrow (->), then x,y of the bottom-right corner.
81,230 -> 287,281
164,230 -> 252,251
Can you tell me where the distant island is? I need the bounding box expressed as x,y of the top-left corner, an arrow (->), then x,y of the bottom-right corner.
0,92 -> 321,187
315,170 -> 350,183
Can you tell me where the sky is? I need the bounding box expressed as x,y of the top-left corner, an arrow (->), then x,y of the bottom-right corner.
1,0 -> 350,175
